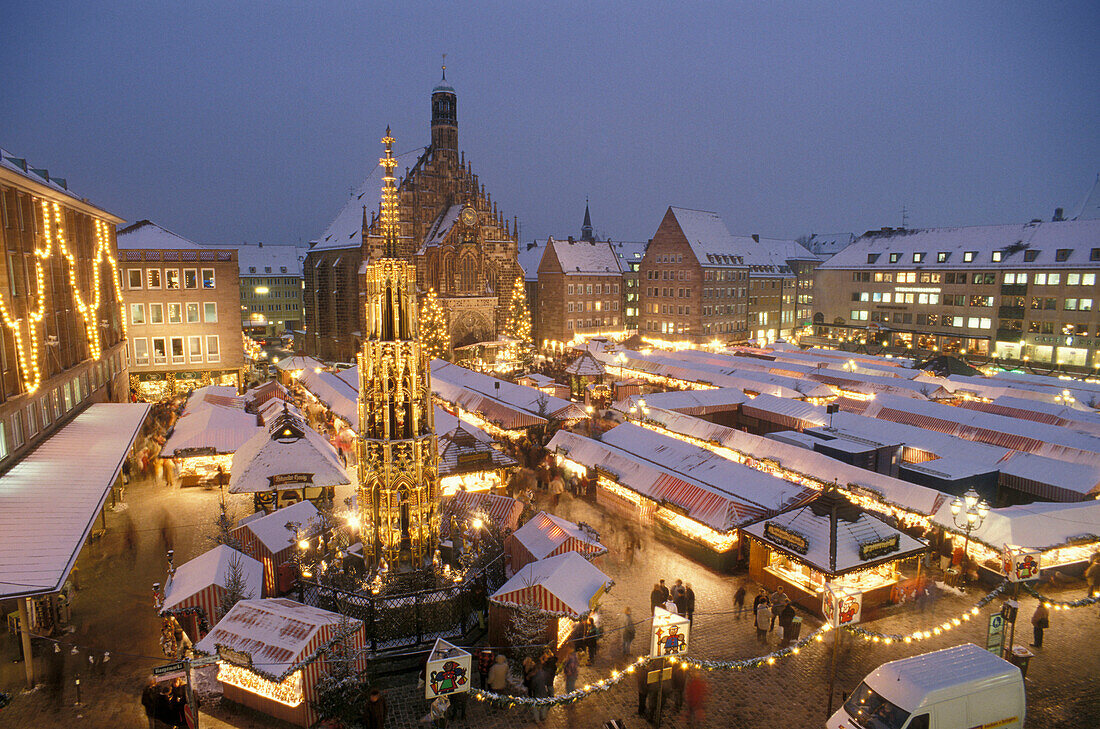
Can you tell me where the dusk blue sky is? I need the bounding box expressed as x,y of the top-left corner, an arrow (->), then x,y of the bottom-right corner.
2,1 -> 1097,246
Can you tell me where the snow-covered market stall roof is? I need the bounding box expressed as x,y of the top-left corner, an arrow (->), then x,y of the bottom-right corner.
229,406 -> 350,494
490,551 -> 613,619
0,403 -> 149,599
932,499 -> 1100,553
243,380 -> 289,409
618,388 -> 747,416
274,355 -> 324,374
232,500 -> 323,556
565,351 -> 606,377
431,359 -> 586,420
297,368 -> 359,429
636,406 -> 948,520
194,598 -> 361,681
442,491 -> 524,534
161,545 -> 263,615
509,511 -> 607,563
742,490 -> 928,577
163,396 -> 260,457
438,425 -> 517,477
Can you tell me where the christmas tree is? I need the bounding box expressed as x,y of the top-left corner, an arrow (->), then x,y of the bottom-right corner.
217,551 -> 255,620
503,276 -> 532,356
504,599 -> 548,663
420,287 -> 449,361
310,612 -> 370,728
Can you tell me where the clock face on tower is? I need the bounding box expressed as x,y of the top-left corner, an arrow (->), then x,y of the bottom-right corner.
460,207 -> 478,227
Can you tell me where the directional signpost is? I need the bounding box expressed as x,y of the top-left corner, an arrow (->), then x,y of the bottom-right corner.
986,612 -> 1005,655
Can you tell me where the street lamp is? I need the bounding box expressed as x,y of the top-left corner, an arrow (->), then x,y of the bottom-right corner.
615,352 -> 626,380
585,404 -> 595,437
950,488 -> 990,557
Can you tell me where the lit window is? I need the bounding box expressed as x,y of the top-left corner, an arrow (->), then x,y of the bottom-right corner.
204,303 -> 218,323
963,251 -> 975,262
186,303 -> 200,323
149,304 -> 164,324
206,335 -> 220,362
202,268 -> 216,289
167,304 -> 182,324
165,269 -> 180,289
184,269 -> 198,289
147,269 -> 162,288
133,338 -> 149,366
129,304 -> 145,325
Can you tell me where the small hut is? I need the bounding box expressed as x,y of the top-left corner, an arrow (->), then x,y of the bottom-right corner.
195,598 -> 366,728
232,501 -> 324,596
160,545 -> 263,641
505,511 -> 607,574
438,423 -> 518,496
489,551 -> 613,649
565,351 -> 606,400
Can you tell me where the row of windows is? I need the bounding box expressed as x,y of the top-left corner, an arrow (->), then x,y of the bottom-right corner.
245,268 -> 293,276
647,303 -> 692,316
703,304 -> 747,316
566,282 -> 620,295
129,302 -> 217,325
703,287 -> 746,299
564,317 -> 618,330
874,248 -> 1100,265
1001,320 -> 1094,336
853,270 -> 1096,287
247,304 -> 298,312
133,335 -> 221,366
704,270 -> 745,282
127,267 -> 216,290
701,320 -> 748,334
647,269 -> 691,281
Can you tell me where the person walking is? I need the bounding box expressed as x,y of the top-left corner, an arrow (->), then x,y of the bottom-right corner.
1030,602 -> 1050,648
670,661 -> 687,714
522,656 -> 538,694
585,615 -> 602,663
755,599 -> 771,644
364,688 -> 387,729
684,583 -> 696,624
622,606 -> 636,656
684,670 -> 709,728
562,645 -> 580,695
672,579 -> 687,615
549,473 -> 564,507
734,584 -> 747,618
141,678 -> 158,729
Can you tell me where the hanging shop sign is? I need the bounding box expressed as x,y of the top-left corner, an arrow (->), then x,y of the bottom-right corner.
650,606 -> 690,658
217,645 -> 254,669
268,473 -> 314,487
425,638 -> 471,700
763,522 -> 808,555
175,447 -> 217,459
1001,545 -> 1042,582
822,584 -> 862,628
858,534 -> 900,561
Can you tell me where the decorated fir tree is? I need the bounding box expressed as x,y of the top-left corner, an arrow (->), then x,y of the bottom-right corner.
217,551 -> 255,620
420,287 -> 449,361
210,496 -> 243,551
504,599 -> 548,663
503,276 -> 532,351
310,612 -> 370,728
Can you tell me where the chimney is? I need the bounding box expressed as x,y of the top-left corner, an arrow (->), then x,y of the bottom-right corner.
1053,207 -> 1065,222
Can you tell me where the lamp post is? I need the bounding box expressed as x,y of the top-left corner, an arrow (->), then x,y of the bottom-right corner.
585,404 -> 594,437
950,488 -> 990,557
615,352 -> 626,380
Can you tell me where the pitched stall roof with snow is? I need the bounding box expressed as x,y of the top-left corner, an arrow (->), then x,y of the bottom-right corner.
490,551 -> 613,618
431,360 -> 585,420
619,388 -> 747,416
229,408 -> 350,493
438,425 -> 517,476
565,351 -> 606,377
298,368 -> 360,429
442,491 -> 524,534
194,598 -> 360,679
274,356 -> 324,373
233,500 -> 323,554
511,511 -> 607,561
742,491 -> 927,576
161,545 -> 264,612
0,403 -> 150,599
163,400 -> 261,456
931,499 -> 1100,552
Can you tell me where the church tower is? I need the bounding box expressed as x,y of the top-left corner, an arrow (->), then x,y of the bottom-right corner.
356,128 -> 440,572
581,200 -> 595,242
430,63 -> 458,164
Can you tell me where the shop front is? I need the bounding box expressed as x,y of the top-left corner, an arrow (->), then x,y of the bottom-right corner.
742,490 -> 928,618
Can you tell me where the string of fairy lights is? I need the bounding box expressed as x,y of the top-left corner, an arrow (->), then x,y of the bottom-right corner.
0,200 -> 125,395
1020,582 -> 1100,609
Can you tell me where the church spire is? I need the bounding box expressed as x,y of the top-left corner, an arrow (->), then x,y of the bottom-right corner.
581,198 -> 594,242
379,126 -> 399,258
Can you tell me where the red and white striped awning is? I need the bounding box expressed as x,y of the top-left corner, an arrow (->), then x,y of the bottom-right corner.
443,491 -> 524,533
490,552 -> 612,618
649,472 -> 766,526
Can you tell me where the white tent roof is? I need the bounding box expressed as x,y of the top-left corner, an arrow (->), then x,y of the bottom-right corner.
0,403 -> 149,599
298,368 -> 359,429
274,355 -> 324,373
491,551 -> 612,618
194,598 -> 359,680
511,511 -> 606,561
161,545 -> 263,612
162,404 -> 260,456
932,499 -> 1100,552
228,411 -> 350,493
235,500 -> 322,553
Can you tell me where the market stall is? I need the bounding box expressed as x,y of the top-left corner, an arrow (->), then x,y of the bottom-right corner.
161,393 -> 261,487
194,598 -> 366,728
741,489 -> 928,618
442,491 -> 524,536
505,511 -> 606,573
159,545 -> 263,642
438,424 -> 517,497
273,355 -> 324,386
565,351 -> 606,399
488,551 -> 613,649
229,405 -> 349,512
931,499 -> 1100,581
232,501 -> 325,596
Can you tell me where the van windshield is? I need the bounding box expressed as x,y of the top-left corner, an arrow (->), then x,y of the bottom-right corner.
843,682 -> 911,729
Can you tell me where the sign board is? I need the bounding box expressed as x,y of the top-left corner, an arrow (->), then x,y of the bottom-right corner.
763,522 -> 809,555
822,583 -> 862,628
646,666 -> 673,684
268,473 -> 314,487
1001,545 -> 1041,582
986,613 -> 1005,655
153,660 -> 187,677
650,606 -> 690,658
425,637 -> 471,700
217,645 -> 253,669
858,534 -> 900,561
175,447 -> 217,459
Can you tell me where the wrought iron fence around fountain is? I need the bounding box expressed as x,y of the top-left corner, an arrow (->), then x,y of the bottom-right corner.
299,553 -> 506,652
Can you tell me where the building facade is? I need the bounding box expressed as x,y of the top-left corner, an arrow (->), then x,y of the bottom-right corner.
811,219 -> 1100,369
304,71 -> 520,362
536,237 -> 625,347
613,239 -> 648,335
116,220 -> 245,398
232,243 -> 306,336
639,207 -> 818,346
0,148 -> 130,467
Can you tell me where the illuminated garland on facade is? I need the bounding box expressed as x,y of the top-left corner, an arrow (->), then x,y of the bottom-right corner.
218,664 -> 303,707
1020,582 -> 1100,609
0,202 -> 124,394
844,579 -> 1008,643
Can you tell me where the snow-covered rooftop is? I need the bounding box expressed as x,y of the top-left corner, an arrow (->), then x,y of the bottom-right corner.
511,511 -> 606,561
931,499 -> 1100,552
117,219 -> 208,249
161,545 -> 263,612
234,500 -> 322,553
229,409 -> 350,493
229,243 -> 306,278
163,402 -> 261,456
490,551 -> 612,619
542,237 -> 623,276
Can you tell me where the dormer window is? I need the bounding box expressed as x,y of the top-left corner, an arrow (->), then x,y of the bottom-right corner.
249,267 -> 256,273
889,253 -> 900,263
937,252 -> 949,263
963,251 -> 976,262
991,251 -> 1002,262
1055,249 -> 1071,262
1024,250 -> 1039,262
912,252 -> 924,263
867,253 -> 880,264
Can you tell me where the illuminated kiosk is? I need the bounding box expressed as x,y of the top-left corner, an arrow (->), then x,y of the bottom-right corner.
232,500 -> 324,596
195,598 -> 366,728
742,489 -> 928,618
488,551 -> 613,649
437,423 -> 517,497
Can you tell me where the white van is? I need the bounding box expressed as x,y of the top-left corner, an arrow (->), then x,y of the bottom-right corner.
827,643 -> 1025,729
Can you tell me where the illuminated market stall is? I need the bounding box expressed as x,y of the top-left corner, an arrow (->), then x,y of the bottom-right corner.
161,387 -> 261,487
437,423 -> 517,497
232,501 -> 325,596
931,499 -> 1100,580
742,489 -> 928,617
441,490 -> 524,537
228,405 -> 349,512
565,351 -> 606,399
273,355 -> 324,386
505,511 -> 607,573
158,545 -> 263,641
488,551 -> 613,649
194,598 -> 366,728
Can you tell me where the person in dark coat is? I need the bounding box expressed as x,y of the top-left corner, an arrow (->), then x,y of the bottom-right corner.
752,588 -> 768,613
658,579 -> 671,603
778,603 -> 797,647
364,688 -> 388,729
684,583 -> 696,624
650,583 -> 664,614
141,679 -> 158,729
734,584 -> 747,619
153,682 -> 177,728
670,662 -> 687,713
